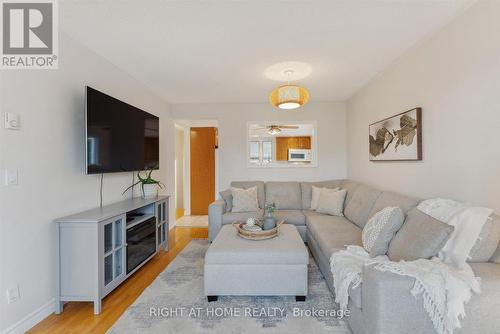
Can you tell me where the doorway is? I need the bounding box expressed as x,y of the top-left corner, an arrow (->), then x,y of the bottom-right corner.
174,120 -> 218,227
190,127 -> 216,215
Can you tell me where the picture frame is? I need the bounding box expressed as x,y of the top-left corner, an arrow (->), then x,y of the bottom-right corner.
369,108 -> 422,161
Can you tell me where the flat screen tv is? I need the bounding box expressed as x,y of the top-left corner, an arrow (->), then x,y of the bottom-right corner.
85,86 -> 159,174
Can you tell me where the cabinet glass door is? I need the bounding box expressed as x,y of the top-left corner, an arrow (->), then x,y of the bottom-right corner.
104,254 -> 113,285
114,248 -> 123,277
161,223 -> 166,244
162,202 -> 166,222
156,200 -> 167,249
157,225 -> 161,249
104,223 -> 113,253
113,218 -> 124,278
103,216 -> 125,290
114,219 -> 122,248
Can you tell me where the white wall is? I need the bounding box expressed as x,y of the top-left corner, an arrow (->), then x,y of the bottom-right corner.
0,32 -> 174,332
346,0 -> 500,213
172,102 -> 347,192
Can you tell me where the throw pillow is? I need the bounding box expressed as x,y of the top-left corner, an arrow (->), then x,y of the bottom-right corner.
469,214 -> 500,262
231,186 -> 259,213
311,186 -> 339,210
316,188 -> 347,216
219,189 -> 233,212
362,207 -> 405,257
388,208 -> 454,262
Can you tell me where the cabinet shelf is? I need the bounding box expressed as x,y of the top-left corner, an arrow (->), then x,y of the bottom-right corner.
126,214 -> 155,229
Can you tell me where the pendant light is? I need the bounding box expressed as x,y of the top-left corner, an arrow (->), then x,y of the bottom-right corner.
269,70 -> 310,110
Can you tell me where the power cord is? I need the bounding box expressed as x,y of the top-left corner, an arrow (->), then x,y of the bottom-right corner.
131,172 -> 135,199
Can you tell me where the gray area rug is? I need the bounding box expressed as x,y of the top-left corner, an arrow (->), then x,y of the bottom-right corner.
109,240 -> 351,334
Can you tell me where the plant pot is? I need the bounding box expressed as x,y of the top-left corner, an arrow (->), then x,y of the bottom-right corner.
263,216 -> 276,230
142,183 -> 158,198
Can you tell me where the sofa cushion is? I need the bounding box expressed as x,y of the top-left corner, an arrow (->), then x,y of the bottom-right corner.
362,206 -> 405,257
458,263 -> 500,333
300,180 -> 344,209
368,191 -> 420,218
311,185 -> 335,210
469,213 -> 500,262
316,188 -> 347,216
302,209 -> 324,218
273,210 -> 306,226
219,189 -> 233,212
490,245 -> 500,264
341,180 -> 360,207
265,182 -> 302,209
231,181 -> 265,208
388,208 -> 454,262
344,184 -> 382,228
231,186 -> 259,212
222,210 -> 264,225
307,215 -> 362,258
349,284 -> 362,309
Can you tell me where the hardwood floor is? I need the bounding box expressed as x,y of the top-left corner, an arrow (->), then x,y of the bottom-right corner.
29,227 -> 208,334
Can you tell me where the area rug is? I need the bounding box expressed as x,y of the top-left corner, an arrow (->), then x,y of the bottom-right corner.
108,240 -> 351,334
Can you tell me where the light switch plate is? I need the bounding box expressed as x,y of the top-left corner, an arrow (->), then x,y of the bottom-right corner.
5,169 -> 18,186
6,285 -> 20,304
4,112 -> 20,130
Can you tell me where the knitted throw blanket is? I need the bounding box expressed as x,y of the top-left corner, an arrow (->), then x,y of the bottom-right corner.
330,246 -> 481,334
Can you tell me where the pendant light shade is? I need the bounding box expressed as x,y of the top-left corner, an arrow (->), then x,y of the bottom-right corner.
269,84 -> 310,110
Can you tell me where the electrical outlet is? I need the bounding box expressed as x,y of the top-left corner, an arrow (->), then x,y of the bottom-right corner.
6,285 -> 20,304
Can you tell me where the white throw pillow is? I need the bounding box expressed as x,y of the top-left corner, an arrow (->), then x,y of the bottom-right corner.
311,186 -> 339,210
316,188 -> 347,216
231,186 -> 259,213
362,207 -> 405,257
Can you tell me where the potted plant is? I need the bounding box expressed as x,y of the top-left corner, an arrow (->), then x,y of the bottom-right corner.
123,168 -> 165,198
264,202 -> 277,230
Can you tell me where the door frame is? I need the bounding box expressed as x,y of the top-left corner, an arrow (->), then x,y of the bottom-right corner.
174,120 -> 219,216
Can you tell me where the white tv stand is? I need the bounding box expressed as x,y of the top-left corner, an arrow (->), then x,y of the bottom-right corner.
54,196 -> 169,314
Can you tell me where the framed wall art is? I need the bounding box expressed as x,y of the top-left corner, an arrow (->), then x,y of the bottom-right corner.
369,108 -> 422,161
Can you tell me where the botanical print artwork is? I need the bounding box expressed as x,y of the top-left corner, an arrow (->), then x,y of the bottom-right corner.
369,108 -> 422,161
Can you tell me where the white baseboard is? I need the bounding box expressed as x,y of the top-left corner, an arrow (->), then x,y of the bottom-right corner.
3,299 -> 55,334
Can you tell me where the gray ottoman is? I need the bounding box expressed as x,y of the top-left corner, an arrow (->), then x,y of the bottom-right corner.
204,224 -> 308,302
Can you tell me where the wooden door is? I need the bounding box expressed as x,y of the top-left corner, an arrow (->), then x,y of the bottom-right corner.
190,127 -> 216,215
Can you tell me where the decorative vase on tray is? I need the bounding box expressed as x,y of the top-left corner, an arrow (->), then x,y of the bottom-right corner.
263,202 -> 276,230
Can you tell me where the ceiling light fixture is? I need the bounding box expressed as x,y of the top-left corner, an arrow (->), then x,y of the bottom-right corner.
267,126 -> 282,135
269,70 -> 309,110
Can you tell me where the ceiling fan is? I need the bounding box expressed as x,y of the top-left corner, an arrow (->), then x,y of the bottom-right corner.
253,124 -> 300,135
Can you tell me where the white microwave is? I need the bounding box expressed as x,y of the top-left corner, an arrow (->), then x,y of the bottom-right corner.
288,149 -> 312,162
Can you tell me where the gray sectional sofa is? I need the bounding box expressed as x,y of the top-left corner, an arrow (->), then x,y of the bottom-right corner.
208,180 -> 500,334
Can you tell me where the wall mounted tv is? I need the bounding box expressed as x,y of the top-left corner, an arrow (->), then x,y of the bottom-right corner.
85,86 -> 159,174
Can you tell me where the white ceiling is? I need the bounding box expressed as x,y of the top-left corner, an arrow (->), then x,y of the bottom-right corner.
60,0 -> 473,104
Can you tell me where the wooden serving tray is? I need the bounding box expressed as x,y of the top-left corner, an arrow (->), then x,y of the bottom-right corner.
233,220 -> 284,240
